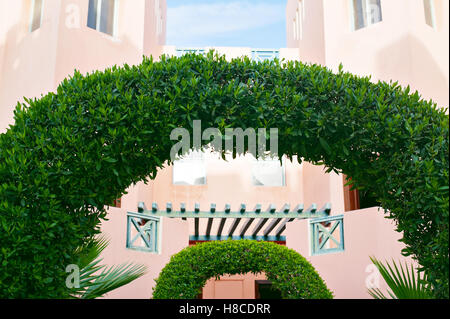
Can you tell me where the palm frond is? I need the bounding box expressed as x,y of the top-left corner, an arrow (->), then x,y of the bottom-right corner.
74,235 -> 109,270
69,235 -> 148,299
368,256 -> 433,299
81,262 -> 147,299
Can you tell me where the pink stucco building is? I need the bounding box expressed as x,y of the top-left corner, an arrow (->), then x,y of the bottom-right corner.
0,0 -> 448,299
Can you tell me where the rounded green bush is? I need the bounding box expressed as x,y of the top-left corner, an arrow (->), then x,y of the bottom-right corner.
152,240 -> 333,299
0,52 -> 447,298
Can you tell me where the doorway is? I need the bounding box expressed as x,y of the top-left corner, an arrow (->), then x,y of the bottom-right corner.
201,273 -> 267,299
255,280 -> 283,299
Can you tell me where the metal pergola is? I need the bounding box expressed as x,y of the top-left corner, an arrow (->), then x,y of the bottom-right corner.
132,202 -> 331,243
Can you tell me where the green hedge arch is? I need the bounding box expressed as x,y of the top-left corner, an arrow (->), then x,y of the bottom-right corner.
0,52 -> 448,298
152,240 -> 333,299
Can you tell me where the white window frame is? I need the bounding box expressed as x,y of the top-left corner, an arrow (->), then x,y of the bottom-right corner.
172,150 -> 207,186
297,0 -> 304,40
293,19 -> 297,41
251,156 -> 286,187
87,0 -> 119,37
155,0 -> 163,36
423,0 -> 436,29
296,8 -> 301,40
293,0 -> 304,41
29,0 -> 44,33
350,0 -> 383,31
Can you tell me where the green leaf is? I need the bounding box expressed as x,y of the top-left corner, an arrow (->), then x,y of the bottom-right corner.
368,257 -> 433,299
319,137 -> 332,154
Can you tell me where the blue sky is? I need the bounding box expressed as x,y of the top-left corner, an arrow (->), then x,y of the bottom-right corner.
166,0 -> 287,48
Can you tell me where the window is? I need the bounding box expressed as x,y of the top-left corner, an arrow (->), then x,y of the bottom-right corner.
251,156 -> 285,187
423,0 -> 436,28
30,0 -> 44,32
87,0 -> 118,36
351,0 -> 382,30
173,150 -> 206,185
293,19 -> 297,41
293,0 -> 304,40
155,0 -> 164,36
255,280 -> 283,299
294,9 -> 301,40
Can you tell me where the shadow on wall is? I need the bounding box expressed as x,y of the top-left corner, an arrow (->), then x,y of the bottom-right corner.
375,34 -> 449,108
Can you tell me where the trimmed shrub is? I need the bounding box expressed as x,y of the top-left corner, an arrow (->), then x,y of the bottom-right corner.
152,240 -> 333,299
0,52 -> 448,298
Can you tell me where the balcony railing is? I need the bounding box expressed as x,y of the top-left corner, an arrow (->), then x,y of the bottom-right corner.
126,212 -> 159,253
310,214 -> 345,255
175,48 -> 280,62
176,48 -> 206,57
251,49 -> 280,62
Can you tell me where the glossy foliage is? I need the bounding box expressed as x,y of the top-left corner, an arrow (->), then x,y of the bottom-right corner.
153,240 -> 333,299
0,52 -> 448,298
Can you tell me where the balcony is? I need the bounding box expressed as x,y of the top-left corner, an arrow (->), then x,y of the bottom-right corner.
251,49 -> 280,62
174,47 -> 280,62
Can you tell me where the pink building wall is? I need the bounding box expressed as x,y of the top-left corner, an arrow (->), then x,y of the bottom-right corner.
287,0 -> 449,108
0,0 -> 60,131
286,207 -> 412,299
99,203 -> 408,298
286,0 -> 326,65
99,206 -> 188,299
0,0 -> 166,132
202,273 -> 267,299
0,0 -> 446,299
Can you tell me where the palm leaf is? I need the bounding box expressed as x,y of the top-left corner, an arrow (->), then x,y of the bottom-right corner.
74,235 -> 109,269
69,235 -> 147,299
81,262 -> 147,299
368,256 -> 433,299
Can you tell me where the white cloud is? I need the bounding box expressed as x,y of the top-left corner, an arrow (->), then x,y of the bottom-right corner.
167,1 -> 285,44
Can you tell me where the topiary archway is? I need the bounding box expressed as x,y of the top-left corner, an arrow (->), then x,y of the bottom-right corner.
0,52 -> 448,298
152,240 -> 333,299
